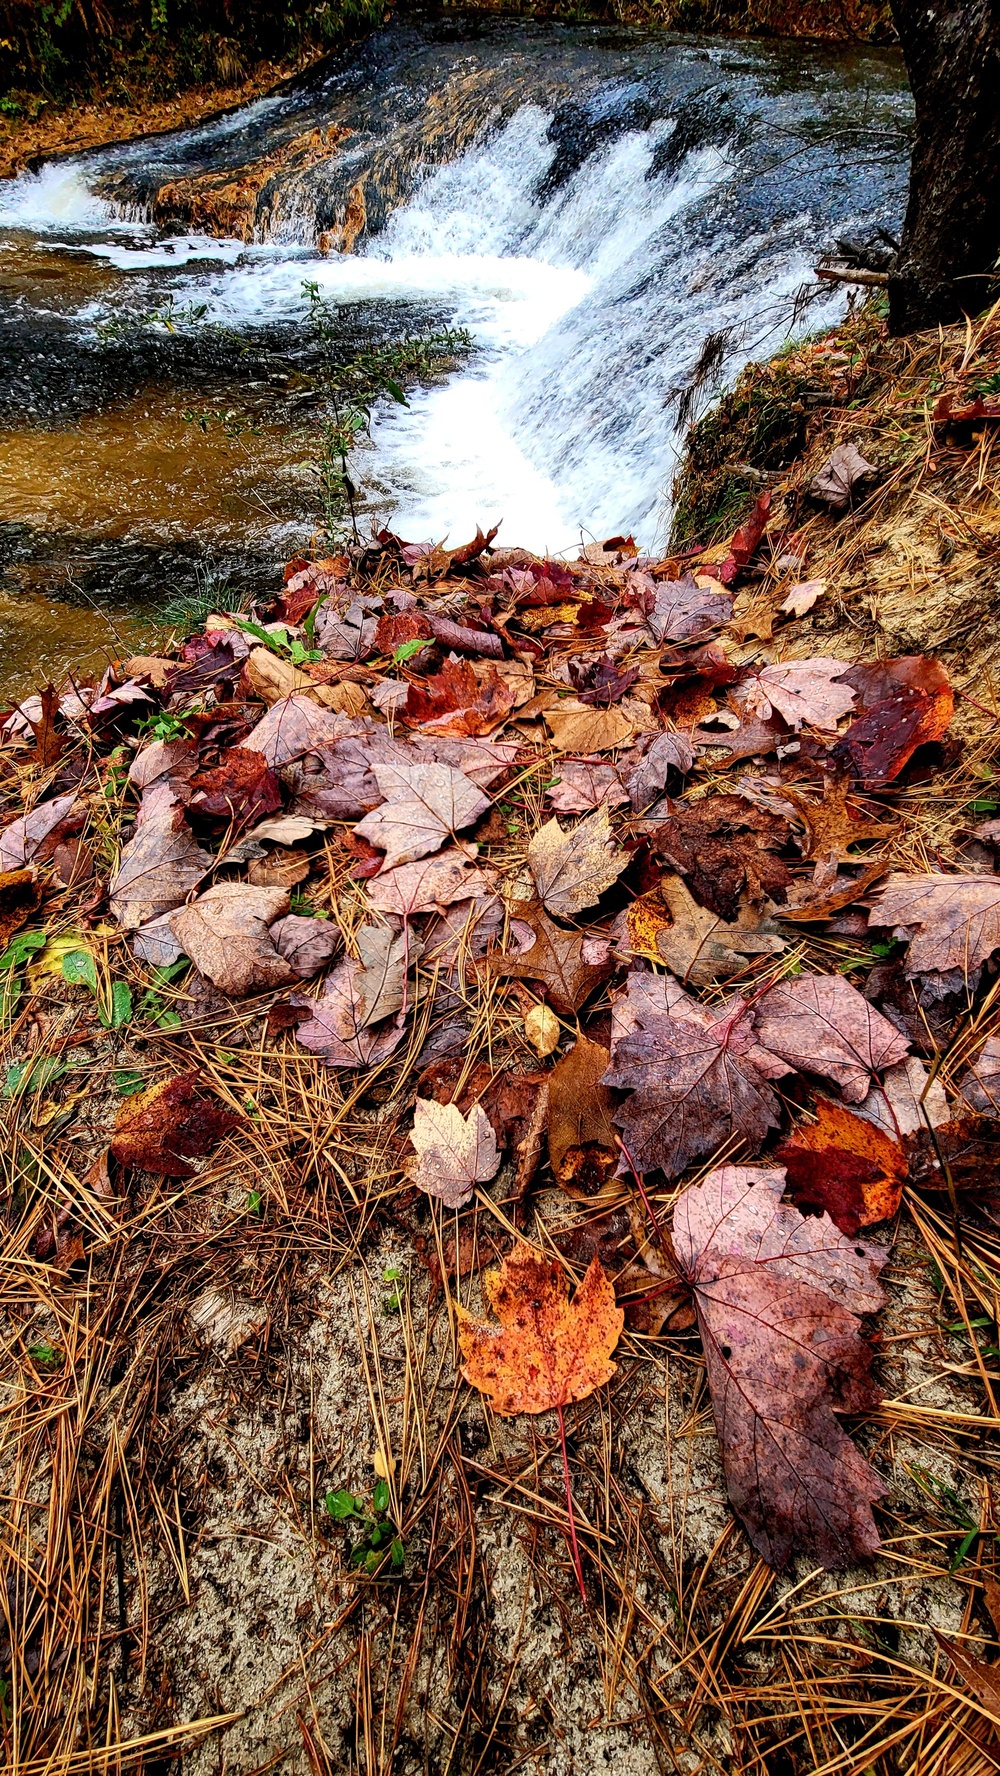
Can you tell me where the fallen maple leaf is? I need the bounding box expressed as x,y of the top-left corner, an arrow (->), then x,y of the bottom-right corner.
834,656 -> 954,788
855,1053 -> 950,1139
544,700 -> 636,754
366,849 -> 493,916
403,658 -> 516,736
626,731 -> 695,809
292,959 -> 406,1069
109,816 -> 212,930
654,874 -> 785,987
408,1097 -> 501,1206
779,579 -> 826,618
690,698 -> 788,765
960,1035 -> 1000,1114
488,903 -> 613,1015
546,760 -> 629,813
111,1073 -> 242,1178
871,872 -> 1000,982
652,795 -> 790,921
782,772 -> 896,862
754,973 -> 910,1103
673,1163 -> 887,1568
808,442 -> 876,509
775,1097 -> 907,1234
169,884 -> 297,995
547,1037 -> 619,1198
935,1632 -> 1000,1724
188,747 -> 283,825
646,571 -> 734,641
606,989 -> 786,1177
744,659 -> 855,731
243,693 -> 355,769
527,807 -> 627,916
354,762 -> 489,872
355,924 -> 420,1025
458,1242 -> 623,1416
0,793 -> 83,870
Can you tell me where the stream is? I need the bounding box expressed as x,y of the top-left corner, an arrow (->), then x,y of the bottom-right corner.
0,13 -> 911,695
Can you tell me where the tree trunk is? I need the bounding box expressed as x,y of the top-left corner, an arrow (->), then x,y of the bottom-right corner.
888,0 -> 1000,334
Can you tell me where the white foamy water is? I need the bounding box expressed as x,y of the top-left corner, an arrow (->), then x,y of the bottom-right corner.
0,51 -> 907,553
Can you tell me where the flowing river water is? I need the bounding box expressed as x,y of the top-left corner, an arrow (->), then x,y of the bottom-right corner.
0,13 -> 910,695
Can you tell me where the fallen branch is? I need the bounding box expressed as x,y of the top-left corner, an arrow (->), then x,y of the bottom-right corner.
815,265 -> 890,288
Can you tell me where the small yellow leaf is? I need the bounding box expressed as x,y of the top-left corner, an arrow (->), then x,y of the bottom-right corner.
524,1003 -> 560,1056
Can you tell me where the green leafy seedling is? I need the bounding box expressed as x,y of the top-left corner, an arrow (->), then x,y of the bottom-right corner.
114,1069 -> 145,1096
393,638 -> 429,665
28,1343 -> 61,1366
247,1190 -> 263,1214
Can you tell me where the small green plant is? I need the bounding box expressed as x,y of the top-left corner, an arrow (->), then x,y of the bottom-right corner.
325,1479 -> 405,1573
392,638 -> 430,665
114,1069 -> 145,1096
246,1189 -> 263,1214
5,1056 -> 68,1098
27,1342 -> 62,1366
61,949 -> 132,1029
1,928 -> 47,1022
136,706 -> 199,743
137,958 -> 189,1030
232,616 -> 322,664
382,1264 -> 403,1313
906,1462 -> 987,1570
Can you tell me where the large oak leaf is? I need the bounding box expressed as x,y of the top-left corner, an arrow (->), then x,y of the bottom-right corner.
673,1163 -> 887,1568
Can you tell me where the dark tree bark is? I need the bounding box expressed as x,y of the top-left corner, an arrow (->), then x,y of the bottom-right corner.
888,0 -> 1000,334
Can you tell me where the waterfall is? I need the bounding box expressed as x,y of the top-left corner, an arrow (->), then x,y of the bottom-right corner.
0,20 -> 911,556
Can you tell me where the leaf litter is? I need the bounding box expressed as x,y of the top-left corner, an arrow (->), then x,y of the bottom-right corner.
7,297 -> 1000,1774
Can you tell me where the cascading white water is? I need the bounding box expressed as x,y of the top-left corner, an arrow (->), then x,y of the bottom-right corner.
0,25 -> 910,560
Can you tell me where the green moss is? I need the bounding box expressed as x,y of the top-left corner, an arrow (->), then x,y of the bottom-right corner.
671,357 -> 823,547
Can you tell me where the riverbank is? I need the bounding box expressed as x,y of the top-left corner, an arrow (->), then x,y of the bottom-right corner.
3,291 -> 1000,1773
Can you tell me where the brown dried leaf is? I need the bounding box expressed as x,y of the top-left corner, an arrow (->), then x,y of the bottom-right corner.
744,658 -> 855,731
292,959 -> 405,1069
366,849 -> 493,917
652,794 -> 790,921
808,442 -> 876,509
0,868 -> 43,948
655,875 -> 785,987
269,913 -> 341,980
488,903 -> 613,1016
527,807 -> 627,916
546,760 -> 629,813
547,1037 -> 619,1199
243,693 -> 355,769
408,1098 -> 502,1207
111,1073 -> 242,1178
646,571 -> 733,642
754,973 -> 910,1103
673,1163 -> 886,1568
458,1242 -> 623,1415
544,700 -> 636,754
109,816 -> 212,930
0,793 -> 83,871
871,872 -> 1000,981
169,883 -> 296,996
606,991 -> 785,1177
354,762 -> 489,871
834,657 -> 953,788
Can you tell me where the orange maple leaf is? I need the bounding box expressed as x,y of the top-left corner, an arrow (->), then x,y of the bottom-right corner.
458,1242 -> 623,1416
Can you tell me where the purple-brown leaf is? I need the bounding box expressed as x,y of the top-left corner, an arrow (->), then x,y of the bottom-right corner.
673,1163 -> 887,1568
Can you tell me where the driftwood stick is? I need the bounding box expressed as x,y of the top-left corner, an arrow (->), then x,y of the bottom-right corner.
814,265 -> 890,287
